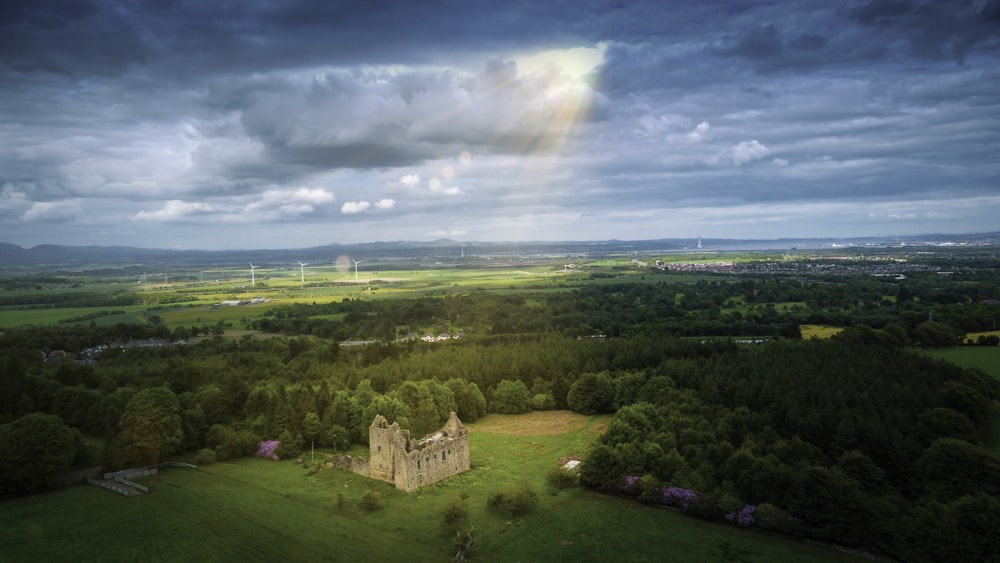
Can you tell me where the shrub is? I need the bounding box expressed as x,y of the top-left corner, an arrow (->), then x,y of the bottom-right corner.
194,448 -> 216,465
440,493 -> 471,534
275,430 -> 303,459
724,504 -> 757,527
208,425 -> 258,460
532,393 -> 556,411
635,474 -> 662,503
486,491 -> 507,511
359,490 -> 382,512
547,466 -> 579,489
256,440 -> 279,459
487,482 -> 538,518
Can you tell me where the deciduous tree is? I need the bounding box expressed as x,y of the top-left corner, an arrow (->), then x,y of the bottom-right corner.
118,387 -> 183,466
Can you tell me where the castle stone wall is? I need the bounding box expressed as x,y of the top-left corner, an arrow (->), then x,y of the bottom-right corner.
328,454 -> 370,477
334,412 -> 470,492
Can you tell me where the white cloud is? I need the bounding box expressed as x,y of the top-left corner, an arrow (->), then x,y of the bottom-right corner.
22,200 -> 81,222
429,228 -> 467,238
0,184 -> 30,212
246,187 -> 335,214
429,177 -> 462,195
278,203 -> 316,215
341,201 -> 371,214
290,187 -> 335,204
688,122 -> 711,141
712,140 -> 771,166
514,43 -> 607,79
634,113 -> 691,137
375,198 -> 395,209
400,174 -> 421,187
133,200 -> 215,222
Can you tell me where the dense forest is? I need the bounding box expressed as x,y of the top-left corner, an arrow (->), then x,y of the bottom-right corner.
1,270 -> 999,562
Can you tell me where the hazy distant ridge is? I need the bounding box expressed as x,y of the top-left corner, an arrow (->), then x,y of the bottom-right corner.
0,232 -> 997,266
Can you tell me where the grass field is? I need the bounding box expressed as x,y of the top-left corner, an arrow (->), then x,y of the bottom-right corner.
800,324 -> 844,339
923,346 -> 1000,380
0,306 -> 149,329
0,264 -> 707,331
0,412 -> 865,562
921,346 -> 1000,456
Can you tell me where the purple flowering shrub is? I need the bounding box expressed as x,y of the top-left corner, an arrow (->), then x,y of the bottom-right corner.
617,475 -> 758,527
257,440 -> 280,460
725,504 -> 757,527
624,475 -> 668,503
661,486 -> 698,510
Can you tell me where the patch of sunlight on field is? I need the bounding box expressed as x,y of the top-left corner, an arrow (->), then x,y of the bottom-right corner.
962,330 -> 1000,344
468,411 -> 611,436
801,324 -> 844,339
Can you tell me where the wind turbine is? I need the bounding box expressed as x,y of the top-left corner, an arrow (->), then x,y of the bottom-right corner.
249,262 -> 258,286
352,259 -> 362,282
297,261 -> 308,284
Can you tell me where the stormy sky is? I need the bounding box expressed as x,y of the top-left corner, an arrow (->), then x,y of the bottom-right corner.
1,0 -> 998,250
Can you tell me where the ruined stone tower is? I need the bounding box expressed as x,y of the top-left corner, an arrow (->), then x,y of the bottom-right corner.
332,412 -> 470,492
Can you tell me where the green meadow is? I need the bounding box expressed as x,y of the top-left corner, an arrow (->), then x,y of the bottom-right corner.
923,345 -> 1000,380
922,346 -> 1000,456
0,412 -> 864,563
0,306 -> 149,329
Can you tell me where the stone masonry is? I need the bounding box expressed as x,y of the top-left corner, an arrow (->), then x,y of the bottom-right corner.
331,411 -> 470,492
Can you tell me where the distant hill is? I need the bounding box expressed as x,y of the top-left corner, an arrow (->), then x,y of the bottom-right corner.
0,232 -> 996,267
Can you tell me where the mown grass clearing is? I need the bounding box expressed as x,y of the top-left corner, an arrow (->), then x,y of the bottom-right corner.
468,411 -> 609,437
0,411 -> 865,562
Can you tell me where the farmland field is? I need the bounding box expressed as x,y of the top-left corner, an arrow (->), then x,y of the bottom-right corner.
0,412 -> 865,563
800,324 -> 844,339
0,306 -> 149,329
923,346 -> 1000,380
0,263 -> 701,331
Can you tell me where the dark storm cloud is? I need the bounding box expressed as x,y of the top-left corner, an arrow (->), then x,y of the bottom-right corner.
0,1 -> 997,248
847,0 -> 1000,62
0,0 -> 612,81
713,19 -> 887,73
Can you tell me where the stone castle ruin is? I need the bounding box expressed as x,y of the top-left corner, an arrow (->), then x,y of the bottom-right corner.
329,412 -> 470,492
